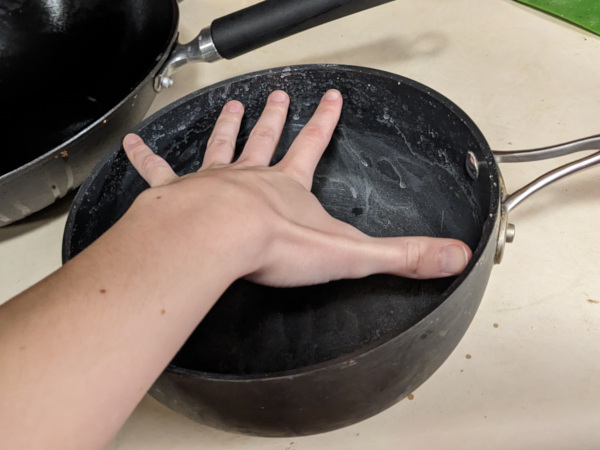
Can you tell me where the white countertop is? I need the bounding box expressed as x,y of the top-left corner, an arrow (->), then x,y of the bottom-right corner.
2,0 -> 600,448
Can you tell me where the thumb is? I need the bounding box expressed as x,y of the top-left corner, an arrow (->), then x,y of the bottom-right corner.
348,236 -> 472,280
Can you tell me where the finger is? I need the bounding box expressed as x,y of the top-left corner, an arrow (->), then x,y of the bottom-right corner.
122,134 -> 178,187
246,230 -> 472,287
345,236 -> 472,279
236,90 -> 290,166
202,100 -> 245,167
270,204 -> 470,279
277,89 -> 342,189
292,230 -> 472,282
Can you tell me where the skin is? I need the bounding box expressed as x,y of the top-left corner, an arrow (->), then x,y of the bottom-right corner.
0,89 -> 471,449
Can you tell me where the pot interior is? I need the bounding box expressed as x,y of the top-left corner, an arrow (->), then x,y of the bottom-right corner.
64,65 -> 497,376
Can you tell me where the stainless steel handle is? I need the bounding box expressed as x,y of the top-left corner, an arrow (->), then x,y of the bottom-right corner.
492,135 -> 600,263
155,27 -> 221,92
494,135 -> 600,212
154,0 -> 395,92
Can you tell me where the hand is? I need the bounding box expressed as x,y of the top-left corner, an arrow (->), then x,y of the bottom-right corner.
122,89 -> 471,285
0,91 -> 473,449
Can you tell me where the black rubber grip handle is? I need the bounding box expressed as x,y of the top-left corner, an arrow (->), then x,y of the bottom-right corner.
211,0 -> 395,60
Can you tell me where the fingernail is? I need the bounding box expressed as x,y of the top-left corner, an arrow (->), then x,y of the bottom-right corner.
226,101 -> 243,113
269,91 -> 288,103
123,134 -> 141,146
441,244 -> 469,275
324,89 -> 341,101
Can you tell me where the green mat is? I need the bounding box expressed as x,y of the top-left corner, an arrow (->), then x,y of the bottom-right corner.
515,0 -> 600,36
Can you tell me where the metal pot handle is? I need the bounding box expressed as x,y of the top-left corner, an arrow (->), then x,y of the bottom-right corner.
491,135 -> 600,263
155,0 -> 394,91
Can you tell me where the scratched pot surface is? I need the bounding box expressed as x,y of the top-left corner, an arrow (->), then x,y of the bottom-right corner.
66,66 -> 493,375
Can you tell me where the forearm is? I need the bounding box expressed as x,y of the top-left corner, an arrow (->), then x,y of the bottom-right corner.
0,89 -> 471,449
0,192 -> 237,449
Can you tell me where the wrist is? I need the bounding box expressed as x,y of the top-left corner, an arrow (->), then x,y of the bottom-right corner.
123,177 -> 264,290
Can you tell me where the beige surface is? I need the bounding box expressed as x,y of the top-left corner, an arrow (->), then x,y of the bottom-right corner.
1,0 -> 600,448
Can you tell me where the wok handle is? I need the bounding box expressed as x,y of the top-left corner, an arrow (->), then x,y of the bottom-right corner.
155,0 -> 394,91
493,135 -> 600,213
491,135 -> 600,264
211,0 -> 395,60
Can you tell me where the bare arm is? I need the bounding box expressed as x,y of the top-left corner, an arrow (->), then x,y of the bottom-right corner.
0,90 -> 470,449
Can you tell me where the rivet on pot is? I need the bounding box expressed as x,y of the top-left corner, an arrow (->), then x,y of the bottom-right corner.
465,151 -> 479,180
506,223 -> 516,243
161,77 -> 174,89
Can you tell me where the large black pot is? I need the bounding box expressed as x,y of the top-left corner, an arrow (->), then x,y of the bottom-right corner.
0,0 -> 393,226
62,65 -> 600,436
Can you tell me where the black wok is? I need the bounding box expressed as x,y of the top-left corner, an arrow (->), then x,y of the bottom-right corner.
62,65 -> 600,436
0,0 -> 393,226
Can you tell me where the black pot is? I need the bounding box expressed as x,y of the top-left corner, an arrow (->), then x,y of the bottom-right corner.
62,65 -> 600,436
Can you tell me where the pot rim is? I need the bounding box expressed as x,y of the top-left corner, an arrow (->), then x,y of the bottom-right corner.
62,63 -> 502,381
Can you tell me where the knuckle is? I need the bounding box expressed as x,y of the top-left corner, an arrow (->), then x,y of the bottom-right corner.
249,126 -> 277,144
130,145 -> 149,161
281,164 -> 305,184
301,123 -> 327,142
404,240 -> 423,277
215,115 -> 239,129
140,153 -> 165,173
207,135 -> 235,151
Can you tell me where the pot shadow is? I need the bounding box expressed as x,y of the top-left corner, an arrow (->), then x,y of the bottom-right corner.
294,33 -> 448,66
0,191 -> 76,243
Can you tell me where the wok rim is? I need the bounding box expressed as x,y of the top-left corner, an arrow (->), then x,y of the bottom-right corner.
0,0 -> 180,184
